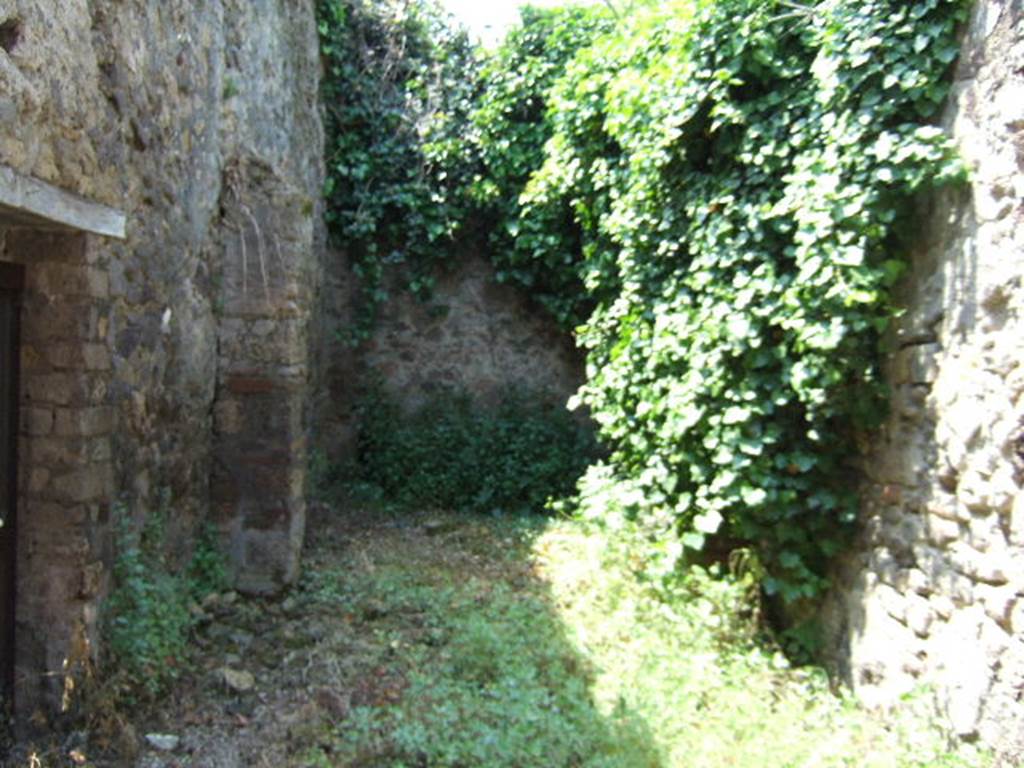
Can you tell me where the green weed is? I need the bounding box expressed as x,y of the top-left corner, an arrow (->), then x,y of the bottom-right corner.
348,386 -> 598,515
102,500 -> 227,702
293,513 -> 989,767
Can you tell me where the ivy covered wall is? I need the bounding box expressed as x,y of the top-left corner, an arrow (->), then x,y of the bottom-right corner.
314,1 -> 1024,759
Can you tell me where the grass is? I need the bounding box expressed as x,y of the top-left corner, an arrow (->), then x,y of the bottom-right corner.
5,508 -> 989,766
296,511 -> 989,768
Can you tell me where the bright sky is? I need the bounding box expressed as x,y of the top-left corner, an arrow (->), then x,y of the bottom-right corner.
440,0 -> 600,44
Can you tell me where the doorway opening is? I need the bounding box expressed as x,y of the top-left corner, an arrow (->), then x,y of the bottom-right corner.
0,260 -> 23,710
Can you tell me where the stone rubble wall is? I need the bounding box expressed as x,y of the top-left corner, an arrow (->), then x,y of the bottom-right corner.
0,0 -> 324,717
318,251 -> 584,462
823,1 -> 1024,762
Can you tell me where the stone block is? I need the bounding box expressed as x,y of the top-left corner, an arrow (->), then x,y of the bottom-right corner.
19,344 -> 46,374
20,502 -> 88,533
893,343 -> 942,385
889,384 -> 929,421
23,373 -> 75,406
876,583 -> 908,624
85,268 -> 109,299
944,394 -> 985,441
226,374 -> 277,395
213,398 -> 244,436
868,432 -> 930,486
871,547 -> 902,585
927,491 -> 971,523
980,619 -> 1013,670
932,607 -> 989,738
932,595 -> 956,621
1011,493 -> 1024,547
917,552 -> 977,606
46,342 -> 111,372
23,372 -> 106,408
217,317 -> 310,370
927,512 -> 962,547
27,263 -> 82,297
23,436 -> 109,469
21,406 -> 54,436
20,298 -> 101,343
950,542 -> 1011,586
906,603 -> 934,639
79,561 -> 104,599
50,463 -> 113,504
962,460 -> 1019,520
967,512 -> 1006,553
45,343 -> 79,370
979,586 -> 1017,631
234,525 -> 303,596
902,567 -> 932,596
27,467 -> 51,494
884,514 -> 925,552
53,407 -> 114,437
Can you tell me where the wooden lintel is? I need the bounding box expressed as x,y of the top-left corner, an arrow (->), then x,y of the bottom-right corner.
0,165 -> 126,240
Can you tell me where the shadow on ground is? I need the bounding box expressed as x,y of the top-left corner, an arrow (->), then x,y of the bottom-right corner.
4,505 -> 661,767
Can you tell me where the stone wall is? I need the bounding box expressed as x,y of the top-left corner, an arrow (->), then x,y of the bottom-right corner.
318,251 -> 584,461
0,0 -> 323,719
823,1 -> 1024,762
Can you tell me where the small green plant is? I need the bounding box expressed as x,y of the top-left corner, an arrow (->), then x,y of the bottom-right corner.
187,522 -> 229,600
222,75 -> 239,100
349,386 -> 598,514
103,499 -> 227,701
104,505 -> 191,699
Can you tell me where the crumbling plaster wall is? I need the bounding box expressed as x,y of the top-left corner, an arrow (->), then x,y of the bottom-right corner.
0,0 -> 324,715
824,1 -> 1024,762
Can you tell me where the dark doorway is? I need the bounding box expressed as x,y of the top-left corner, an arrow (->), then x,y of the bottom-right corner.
0,261 -> 22,706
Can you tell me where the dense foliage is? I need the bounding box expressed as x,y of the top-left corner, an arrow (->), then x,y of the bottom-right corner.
352,387 -> 598,514
318,0 -> 967,603
318,0 -> 479,340
527,0 -> 966,601
465,5 -> 614,325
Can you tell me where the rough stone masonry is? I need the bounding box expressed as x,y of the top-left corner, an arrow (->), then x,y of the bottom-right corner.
824,0 -> 1024,762
0,0 -> 324,720
2,0 -> 1024,757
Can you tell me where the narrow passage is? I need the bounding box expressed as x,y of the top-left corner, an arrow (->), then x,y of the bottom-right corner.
44,506 -> 976,768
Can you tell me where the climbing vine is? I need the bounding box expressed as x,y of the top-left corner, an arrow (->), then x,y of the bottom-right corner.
318,0 -> 479,341
465,4 -> 614,326
526,0 -> 967,601
319,0 -> 968,603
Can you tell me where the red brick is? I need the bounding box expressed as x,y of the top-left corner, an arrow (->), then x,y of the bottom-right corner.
226,375 -> 276,394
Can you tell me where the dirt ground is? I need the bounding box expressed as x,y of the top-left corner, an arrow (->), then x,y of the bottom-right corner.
4,504 -> 523,768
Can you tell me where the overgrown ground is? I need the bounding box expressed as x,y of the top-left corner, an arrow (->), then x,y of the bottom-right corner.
7,505 -> 989,767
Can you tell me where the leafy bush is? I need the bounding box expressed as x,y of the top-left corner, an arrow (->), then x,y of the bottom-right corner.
352,387 -> 598,514
104,503 -> 226,699
187,522 -> 230,601
466,4 -> 615,326
318,0 -> 480,341
319,0 -> 968,603
519,0 -> 967,601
